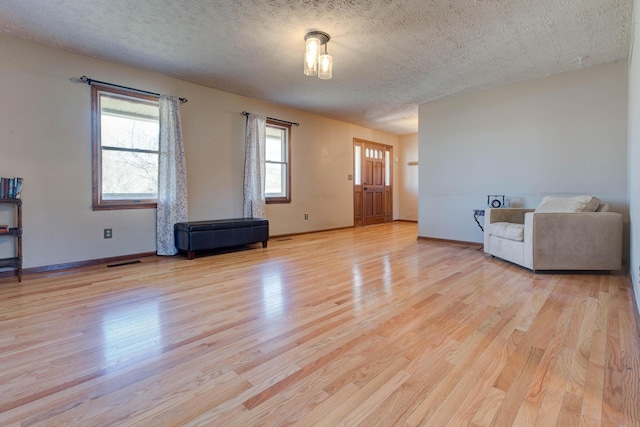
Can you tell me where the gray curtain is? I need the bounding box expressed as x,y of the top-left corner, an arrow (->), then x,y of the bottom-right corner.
157,95 -> 188,255
243,113 -> 266,218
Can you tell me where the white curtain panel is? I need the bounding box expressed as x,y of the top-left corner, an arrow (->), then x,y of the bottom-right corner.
243,113 -> 266,218
157,95 -> 188,256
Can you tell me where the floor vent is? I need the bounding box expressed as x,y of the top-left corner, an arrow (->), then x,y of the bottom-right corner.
277,237 -> 293,242
107,260 -> 142,268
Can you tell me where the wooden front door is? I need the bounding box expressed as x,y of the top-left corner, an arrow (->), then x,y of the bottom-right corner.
354,139 -> 393,227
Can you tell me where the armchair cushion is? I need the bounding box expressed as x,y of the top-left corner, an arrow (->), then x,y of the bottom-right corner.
534,195 -> 601,213
487,222 -> 524,242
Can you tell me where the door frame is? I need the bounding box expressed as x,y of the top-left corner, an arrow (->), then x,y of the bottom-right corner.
353,138 -> 393,227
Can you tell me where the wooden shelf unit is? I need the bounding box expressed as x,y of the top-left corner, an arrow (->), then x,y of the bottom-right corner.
0,199 -> 22,282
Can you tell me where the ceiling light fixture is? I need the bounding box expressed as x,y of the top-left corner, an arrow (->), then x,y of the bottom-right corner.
304,31 -> 332,80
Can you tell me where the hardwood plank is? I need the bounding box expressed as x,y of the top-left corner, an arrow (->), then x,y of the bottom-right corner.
533,347 -> 574,427
470,387 -> 506,427
556,391 -> 583,426
336,368 -> 412,426
580,290 -> 608,426
618,283 -> 640,424
289,382 -> 360,426
359,338 -> 457,426
0,223 -> 637,426
490,346 -> 545,426
304,356 -> 411,425
512,399 -> 540,427
566,296 -> 601,397
524,305 -> 573,404
580,330 -> 606,426
602,279 -> 628,426
437,328 -> 525,426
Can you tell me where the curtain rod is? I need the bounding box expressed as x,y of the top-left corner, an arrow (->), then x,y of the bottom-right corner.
242,111 -> 299,127
79,76 -> 188,103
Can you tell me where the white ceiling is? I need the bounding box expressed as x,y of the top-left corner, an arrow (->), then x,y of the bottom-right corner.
0,0 -> 631,135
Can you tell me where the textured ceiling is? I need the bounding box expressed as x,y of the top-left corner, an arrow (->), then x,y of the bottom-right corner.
0,0 -> 631,135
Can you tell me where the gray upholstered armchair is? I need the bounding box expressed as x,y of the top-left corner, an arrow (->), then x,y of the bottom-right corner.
484,196 -> 623,271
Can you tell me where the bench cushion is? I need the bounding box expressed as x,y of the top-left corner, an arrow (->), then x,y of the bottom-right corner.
175,218 -> 268,232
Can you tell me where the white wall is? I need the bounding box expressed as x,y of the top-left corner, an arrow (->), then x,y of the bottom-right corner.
398,134 -> 419,221
629,0 -> 640,313
418,60 -> 628,245
0,34 -> 400,269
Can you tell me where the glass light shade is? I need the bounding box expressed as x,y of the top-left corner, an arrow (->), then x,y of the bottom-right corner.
305,36 -> 321,56
318,53 -> 333,79
304,36 -> 321,76
304,52 -> 317,76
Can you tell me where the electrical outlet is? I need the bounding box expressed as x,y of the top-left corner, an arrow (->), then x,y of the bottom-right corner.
104,228 -> 112,239
304,213 -> 309,220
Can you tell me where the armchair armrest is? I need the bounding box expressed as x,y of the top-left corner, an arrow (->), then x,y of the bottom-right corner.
525,212 -> 622,270
486,208 -> 535,225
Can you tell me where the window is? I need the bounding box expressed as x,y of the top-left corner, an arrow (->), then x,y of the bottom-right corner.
385,149 -> 391,185
354,145 -> 362,185
91,85 -> 160,210
265,121 -> 291,203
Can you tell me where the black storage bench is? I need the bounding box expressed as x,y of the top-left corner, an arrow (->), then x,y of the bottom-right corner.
174,218 -> 269,260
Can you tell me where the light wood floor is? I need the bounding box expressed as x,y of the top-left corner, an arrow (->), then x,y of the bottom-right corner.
0,222 -> 638,426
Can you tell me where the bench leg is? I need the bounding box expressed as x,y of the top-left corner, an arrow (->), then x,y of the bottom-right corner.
262,240 -> 267,248
188,251 -> 195,260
